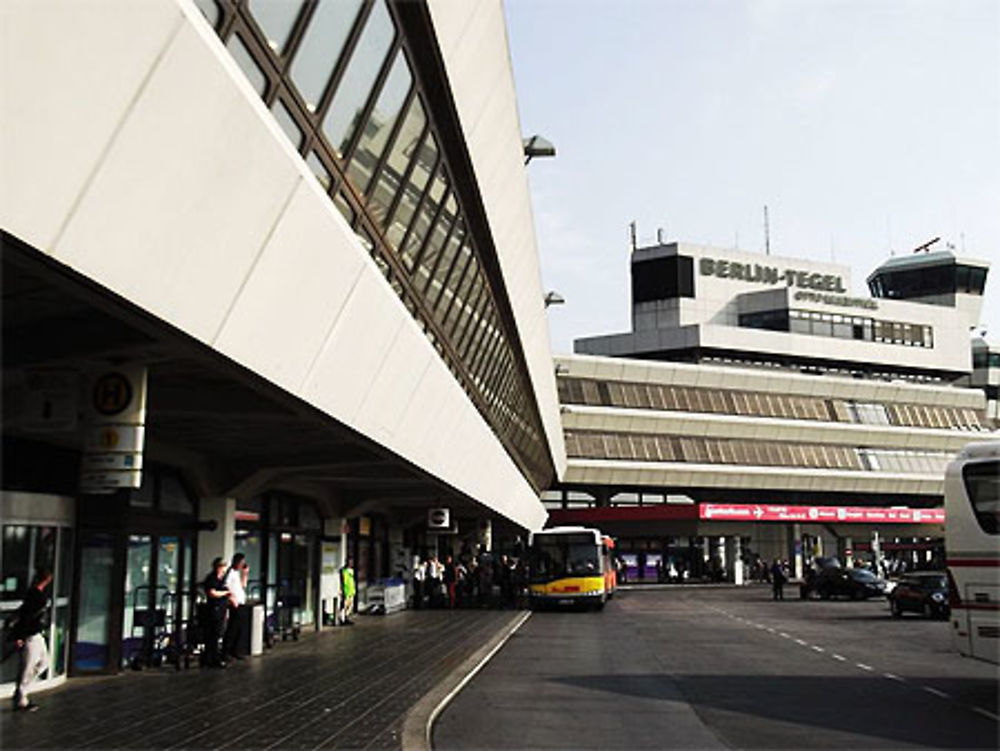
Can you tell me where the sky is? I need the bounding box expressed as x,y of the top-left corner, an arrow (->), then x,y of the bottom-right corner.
503,0 -> 999,354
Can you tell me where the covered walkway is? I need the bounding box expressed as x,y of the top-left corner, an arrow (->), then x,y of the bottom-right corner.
2,609 -> 519,750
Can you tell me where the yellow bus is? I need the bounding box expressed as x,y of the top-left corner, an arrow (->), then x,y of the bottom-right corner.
528,527 -> 616,610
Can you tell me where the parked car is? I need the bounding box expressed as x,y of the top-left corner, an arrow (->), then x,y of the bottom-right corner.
799,557 -> 842,599
887,572 -> 949,619
812,566 -> 887,600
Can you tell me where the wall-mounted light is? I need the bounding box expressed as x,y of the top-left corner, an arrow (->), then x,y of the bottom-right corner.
523,134 -> 556,165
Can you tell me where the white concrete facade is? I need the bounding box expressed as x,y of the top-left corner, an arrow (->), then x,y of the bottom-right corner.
577,241 -> 985,377
0,0 -> 560,531
555,353 -> 994,499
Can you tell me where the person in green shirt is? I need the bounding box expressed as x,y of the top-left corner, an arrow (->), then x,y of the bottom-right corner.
341,559 -> 356,625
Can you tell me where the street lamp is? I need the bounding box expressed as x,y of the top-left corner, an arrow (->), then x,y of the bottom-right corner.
523,134 -> 556,165
544,291 -> 565,308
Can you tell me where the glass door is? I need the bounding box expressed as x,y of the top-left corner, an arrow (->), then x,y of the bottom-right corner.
1,524 -> 71,683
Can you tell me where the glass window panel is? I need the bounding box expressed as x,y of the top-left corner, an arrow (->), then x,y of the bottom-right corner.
194,0 -> 220,27
333,191 -> 355,225
73,532 -> 114,671
440,250 -> 474,333
347,51 -> 411,194
415,189 -> 454,288
322,0 -> 395,157
453,274 -> 484,349
289,0 -> 363,112
248,0 -> 304,56
271,98 -> 304,149
306,151 -> 334,193
227,33 -> 268,97
368,99 -> 427,230
400,177 -> 442,270
428,222 -> 466,307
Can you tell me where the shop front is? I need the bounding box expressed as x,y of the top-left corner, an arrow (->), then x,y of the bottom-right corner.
1,492 -> 74,693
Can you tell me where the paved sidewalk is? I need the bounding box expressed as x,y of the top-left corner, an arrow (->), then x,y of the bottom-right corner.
2,609 -> 520,750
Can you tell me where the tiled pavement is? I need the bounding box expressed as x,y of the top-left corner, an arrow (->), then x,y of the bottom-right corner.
2,609 -> 520,750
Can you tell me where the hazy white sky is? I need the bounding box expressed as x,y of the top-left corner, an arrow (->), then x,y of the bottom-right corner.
504,0 -> 999,354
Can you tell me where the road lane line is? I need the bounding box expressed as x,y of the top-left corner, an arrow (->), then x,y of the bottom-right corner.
856,663 -> 874,671
779,632 -> 791,638
831,654 -> 846,661
794,639 -> 808,646
811,646 -> 824,653
971,707 -> 999,722
922,686 -> 949,699
766,628 -> 776,634
883,673 -> 904,682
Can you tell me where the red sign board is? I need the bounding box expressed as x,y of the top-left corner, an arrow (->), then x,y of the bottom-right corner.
698,503 -> 944,524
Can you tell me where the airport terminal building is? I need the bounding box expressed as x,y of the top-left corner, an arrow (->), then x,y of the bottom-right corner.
1,0 -> 564,688
549,241 -> 995,581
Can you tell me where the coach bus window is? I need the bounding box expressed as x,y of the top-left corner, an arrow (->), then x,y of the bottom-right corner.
963,460 -> 1000,534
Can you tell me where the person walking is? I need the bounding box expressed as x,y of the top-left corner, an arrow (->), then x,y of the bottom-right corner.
770,558 -> 787,601
202,557 -> 231,667
222,553 -> 249,661
9,568 -> 52,712
340,558 -> 356,625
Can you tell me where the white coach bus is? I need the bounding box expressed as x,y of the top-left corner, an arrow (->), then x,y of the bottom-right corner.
945,441 -> 1000,664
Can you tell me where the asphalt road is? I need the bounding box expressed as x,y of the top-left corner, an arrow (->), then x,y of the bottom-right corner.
434,585 -> 999,750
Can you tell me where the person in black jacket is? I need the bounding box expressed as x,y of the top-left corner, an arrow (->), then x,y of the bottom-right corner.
10,568 -> 52,712
202,558 -> 231,668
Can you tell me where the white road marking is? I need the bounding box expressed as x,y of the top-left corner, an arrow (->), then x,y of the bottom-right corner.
794,639 -> 808,646
883,673 -> 904,682
811,646 -> 824,653
832,654 -> 847,661
766,628 -> 776,634
922,686 -> 949,699
856,663 -> 874,671
779,632 -> 791,638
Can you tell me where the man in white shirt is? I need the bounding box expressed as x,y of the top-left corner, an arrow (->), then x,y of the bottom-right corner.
222,553 -> 249,660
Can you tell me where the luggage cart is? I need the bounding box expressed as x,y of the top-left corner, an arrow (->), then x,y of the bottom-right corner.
127,585 -> 168,670
163,589 -> 201,670
274,587 -> 302,642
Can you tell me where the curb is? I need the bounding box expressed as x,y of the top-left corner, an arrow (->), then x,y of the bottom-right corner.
401,610 -> 532,751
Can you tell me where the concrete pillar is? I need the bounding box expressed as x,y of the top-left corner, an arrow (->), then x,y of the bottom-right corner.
790,524 -> 803,580
725,536 -> 744,585
478,518 -> 492,552
197,497 -> 235,577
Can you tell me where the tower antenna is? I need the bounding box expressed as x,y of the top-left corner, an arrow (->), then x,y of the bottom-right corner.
763,205 -> 771,256
628,221 -> 637,253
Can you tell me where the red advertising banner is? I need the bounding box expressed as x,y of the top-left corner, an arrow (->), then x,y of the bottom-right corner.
698,503 -> 944,524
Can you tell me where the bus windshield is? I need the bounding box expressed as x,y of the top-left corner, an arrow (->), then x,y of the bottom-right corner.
530,533 -> 600,582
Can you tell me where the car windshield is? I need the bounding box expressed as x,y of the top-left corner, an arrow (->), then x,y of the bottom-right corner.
850,569 -> 877,582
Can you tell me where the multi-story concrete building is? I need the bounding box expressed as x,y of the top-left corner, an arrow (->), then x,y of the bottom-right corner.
551,241 -> 994,582
1,0 -> 564,687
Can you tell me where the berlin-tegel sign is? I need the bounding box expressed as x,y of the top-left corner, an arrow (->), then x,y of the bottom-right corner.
699,503 -> 944,524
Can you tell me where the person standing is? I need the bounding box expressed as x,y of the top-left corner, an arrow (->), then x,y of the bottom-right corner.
770,559 -> 787,601
443,555 -> 457,609
202,557 -> 231,667
222,553 -> 249,661
340,558 -> 356,625
412,555 -> 425,610
10,568 -> 52,712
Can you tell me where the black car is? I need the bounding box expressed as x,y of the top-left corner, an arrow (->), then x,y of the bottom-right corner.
812,566 -> 887,600
887,572 -> 949,619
